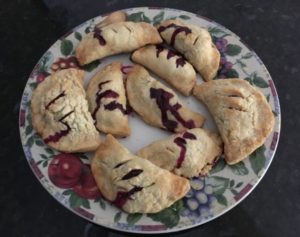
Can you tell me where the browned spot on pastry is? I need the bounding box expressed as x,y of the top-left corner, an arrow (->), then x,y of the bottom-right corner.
45,91 -> 66,110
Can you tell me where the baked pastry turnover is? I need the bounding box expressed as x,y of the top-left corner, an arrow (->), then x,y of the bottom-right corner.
138,128 -> 223,178
158,19 -> 220,81
91,134 -> 190,213
86,62 -> 130,137
193,79 -> 274,164
126,65 -> 205,132
131,44 -> 196,96
76,21 -> 162,65
31,69 -> 101,152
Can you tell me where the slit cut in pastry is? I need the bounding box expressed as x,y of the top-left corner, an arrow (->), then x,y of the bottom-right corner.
31,69 -> 101,152
126,65 -> 205,132
157,19 -> 220,81
137,128 -> 223,178
86,62 -> 130,137
193,79 -> 275,164
76,21 -> 162,65
91,134 -> 190,213
131,44 -> 196,96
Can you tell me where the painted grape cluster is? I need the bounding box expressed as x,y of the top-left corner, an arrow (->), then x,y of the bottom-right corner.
181,178 -> 217,221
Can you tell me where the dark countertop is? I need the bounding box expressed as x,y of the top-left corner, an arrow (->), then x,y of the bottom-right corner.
1,0 -> 299,236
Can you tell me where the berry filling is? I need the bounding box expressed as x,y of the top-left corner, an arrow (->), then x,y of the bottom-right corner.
93,28 -> 106,45
44,110 -> 74,144
113,186 -> 143,208
150,88 -> 195,131
155,45 -> 186,68
158,23 -> 192,46
92,80 -> 128,119
174,132 -> 197,169
121,169 -> 143,180
45,91 -> 66,110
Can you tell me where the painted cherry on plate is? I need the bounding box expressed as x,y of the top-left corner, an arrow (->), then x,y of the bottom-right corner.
48,153 -> 83,189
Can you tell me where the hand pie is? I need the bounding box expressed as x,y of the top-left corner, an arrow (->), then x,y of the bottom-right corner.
131,45 -> 196,96
126,65 -> 205,132
76,21 -> 162,65
137,128 -> 223,178
193,79 -> 275,164
158,19 -> 220,81
86,62 -> 130,137
91,134 -> 190,213
31,69 -> 101,152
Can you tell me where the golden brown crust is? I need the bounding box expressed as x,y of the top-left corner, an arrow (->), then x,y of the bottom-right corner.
91,134 -> 190,213
31,69 -> 101,152
137,128 -> 223,178
86,62 -> 130,137
193,79 -> 275,164
126,65 -> 205,132
76,21 -> 162,65
131,45 -> 196,96
158,19 -> 220,81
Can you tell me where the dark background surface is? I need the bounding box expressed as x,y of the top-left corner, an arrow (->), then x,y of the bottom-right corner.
1,0 -> 299,236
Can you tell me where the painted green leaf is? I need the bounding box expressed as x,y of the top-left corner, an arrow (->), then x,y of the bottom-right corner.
216,194 -> 227,206
179,15 -> 191,20
36,160 -> 43,165
226,44 -> 242,56
127,12 -> 144,22
98,198 -> 106,210
235,182 -> 243,188
210,159 -> 226,174
230,189 -> 239,195
62,190 -> 73,195
266,94 -> 270,102
45,148 -> 54,155
226,68 -> 239,78
147,200 -> 183,228
27,136 -> 34,148
114,211 -> 122,223
208,27 -> 228,37
209,176 -> 229,195
40,51 -> 54,70
272,110 -> 278,117
81,198 -> 90,209
69,193 -> 83,209
126,213 -> 143,226
153,11 -> 165,25
228,162 -> 249,175
229,180 -> 235,188
60,39 -> 73,56
237,59 -> 246,68
249,145 -> 266,176
40,154 -> 48,160
25,125 -> 33,136
74,32 -> 82,41
142,14 -> 151,23
244,77 -> 253,85
85,27 -> 91,34
35,140 -> 44,146
253,76 -> 269,88
42,160 -> 48,168
82,60 -> 100,72
242,52 -> 253,59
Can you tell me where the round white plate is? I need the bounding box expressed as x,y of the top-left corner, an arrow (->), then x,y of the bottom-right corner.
19,7 -> 281,234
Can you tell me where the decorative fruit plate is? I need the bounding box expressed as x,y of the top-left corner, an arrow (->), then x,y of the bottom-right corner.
19,7 -> 281,234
